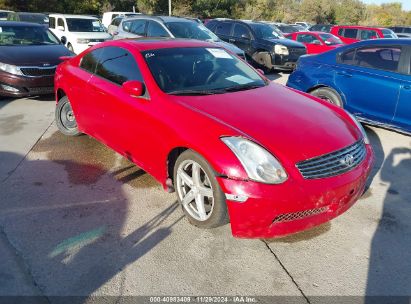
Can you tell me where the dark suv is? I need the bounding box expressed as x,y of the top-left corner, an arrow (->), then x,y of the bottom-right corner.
389,26 -> 411,38
206,20 -> 306,71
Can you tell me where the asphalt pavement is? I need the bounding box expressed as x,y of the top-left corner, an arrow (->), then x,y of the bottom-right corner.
0,73 -> 410,303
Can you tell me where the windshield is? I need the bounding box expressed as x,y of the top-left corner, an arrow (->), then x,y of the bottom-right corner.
278,25 -> 299,33
0,25 -> 60,46
319,33 -> 343,45
19,14 -> 48,24
381,29 -> 398,38
66,18 -> 105,32
165,22 -> 220,42
249,23 -> 284,39
143,47 -> 266,95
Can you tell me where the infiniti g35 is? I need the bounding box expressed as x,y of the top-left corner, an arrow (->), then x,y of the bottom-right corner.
54,39 -> 374,238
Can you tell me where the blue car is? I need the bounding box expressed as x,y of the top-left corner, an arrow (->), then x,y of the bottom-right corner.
287,39 -> 411,135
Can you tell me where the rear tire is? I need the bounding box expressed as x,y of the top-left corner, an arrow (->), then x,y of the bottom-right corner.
174,150 -> 229,229
55,96 -> 81,136
310,87 -> 343,108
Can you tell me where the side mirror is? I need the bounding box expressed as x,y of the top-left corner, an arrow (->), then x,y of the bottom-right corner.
256,68 -> 265,75
122,80 -> 144,97
57,25 -> 65,31
60,36 -> 67,45
312,40 -> 321,45
113,31 -> 119,36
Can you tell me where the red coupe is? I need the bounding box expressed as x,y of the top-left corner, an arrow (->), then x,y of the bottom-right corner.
54,39 -> 374,238
285,31 -> 344,54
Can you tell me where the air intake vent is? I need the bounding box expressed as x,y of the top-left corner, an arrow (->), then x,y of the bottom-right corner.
272,206 -> 329,223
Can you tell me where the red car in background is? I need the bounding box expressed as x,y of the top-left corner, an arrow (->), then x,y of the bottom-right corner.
330,25 -> 398,44
54,39 -> 374,238
285,31 -> 344,54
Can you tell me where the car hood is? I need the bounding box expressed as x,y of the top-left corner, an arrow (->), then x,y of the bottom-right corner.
0,44 -> 72,66
263,38 -> 305,48
172,83 -> 360,164
211,40 -> 244,55
69,32 -> 112,39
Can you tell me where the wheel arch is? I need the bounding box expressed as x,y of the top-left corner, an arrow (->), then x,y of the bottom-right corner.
56,88 -> 66,104
165,146 -> 189,192
307,84 -> 347,107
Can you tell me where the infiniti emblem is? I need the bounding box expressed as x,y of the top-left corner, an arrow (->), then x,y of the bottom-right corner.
341,154 -> 355,167
42,63 -> 51,67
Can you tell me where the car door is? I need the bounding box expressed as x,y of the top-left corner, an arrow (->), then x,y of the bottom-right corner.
334,45 -> 403,124
230,23 -> 252,54
339,27 -> 359,44
392,47 -> 411,132
359,29 -> 379,40
84,46 -> 150,162
296,33 -> 323,54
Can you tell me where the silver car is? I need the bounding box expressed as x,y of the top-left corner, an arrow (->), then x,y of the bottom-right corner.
114,16 -> 246,59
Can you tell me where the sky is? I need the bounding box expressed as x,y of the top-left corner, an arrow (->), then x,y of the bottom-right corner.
362,0 -> 411,11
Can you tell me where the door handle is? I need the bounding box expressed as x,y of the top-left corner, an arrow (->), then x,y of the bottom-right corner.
402,85 -> 411,90
336,71 -> 352,77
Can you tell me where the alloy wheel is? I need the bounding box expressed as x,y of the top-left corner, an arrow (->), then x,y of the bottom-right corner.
176,160 -> 214,221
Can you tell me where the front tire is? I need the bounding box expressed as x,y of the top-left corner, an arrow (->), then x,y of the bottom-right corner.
310,87 -> 343,108
174,150 -> 229,228
55,96 -> 81,136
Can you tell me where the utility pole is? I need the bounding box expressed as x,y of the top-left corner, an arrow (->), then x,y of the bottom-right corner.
169,0 -> 171,16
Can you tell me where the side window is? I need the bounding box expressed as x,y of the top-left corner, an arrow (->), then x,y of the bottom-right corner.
355,47 -> 402,72
360,30 -> 378,40
57,18 -> 65,30
49,17 -> 56,28
123,20 -> 146,35
215,22 -> 232,36
296,34 -> 318,44
343,28 -> 358,39
233,24 -> 250,39
340,49 -> 356,65
80,48 -> 104,74
95,46 -> 143,85
338,28 -> 344,36
405,28 -> 411,34
146,21 -> 169,37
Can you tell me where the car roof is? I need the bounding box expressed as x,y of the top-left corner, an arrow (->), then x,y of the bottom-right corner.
353,38 -> 411,46
49,14 -> 98,19
333,25 -> 387,30
103,38 -> 221,52
122,15 -> 193,23
0,21 -> 45,27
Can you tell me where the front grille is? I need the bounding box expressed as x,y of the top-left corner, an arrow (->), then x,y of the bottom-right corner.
20,67 -> 56,77
272,206 -> 329,223
296,140 -> 366,179
89,39 -> 105,43
289,48 -> 306,56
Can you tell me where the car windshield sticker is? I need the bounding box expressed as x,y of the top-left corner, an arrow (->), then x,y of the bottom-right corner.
225,75 -> 254,85
206,48 -> 232,59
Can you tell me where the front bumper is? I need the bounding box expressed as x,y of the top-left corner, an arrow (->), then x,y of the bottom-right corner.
0,71 -> 54,97
271,49 -> 306,71
218,145 -> 374,238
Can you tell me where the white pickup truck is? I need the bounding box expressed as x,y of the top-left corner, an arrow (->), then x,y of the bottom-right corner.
49,14 -> 111,54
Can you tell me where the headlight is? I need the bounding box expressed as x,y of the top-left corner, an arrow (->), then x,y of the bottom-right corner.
274,44 -> 289,56
222,137 -> 288,184
347,112 -> 370,144
0,62 -> 23,76
77,38 -> 90,44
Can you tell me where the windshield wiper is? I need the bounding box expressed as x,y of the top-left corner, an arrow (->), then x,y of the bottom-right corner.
222,84 -> 264,92
167,89 -> 222,96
